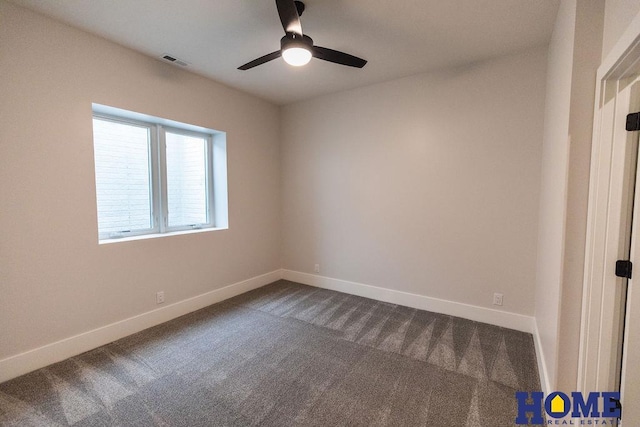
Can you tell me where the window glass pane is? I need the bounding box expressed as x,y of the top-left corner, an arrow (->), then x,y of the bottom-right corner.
166,132 -> 208,227
92,118 -> 152,235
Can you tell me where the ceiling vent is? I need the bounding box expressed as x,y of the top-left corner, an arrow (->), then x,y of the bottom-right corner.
161,54 -> 189,67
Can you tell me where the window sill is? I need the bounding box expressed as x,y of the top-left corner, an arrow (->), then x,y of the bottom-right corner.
98,226 -> 228,245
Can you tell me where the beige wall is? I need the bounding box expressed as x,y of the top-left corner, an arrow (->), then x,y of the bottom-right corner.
281,48 -> 547,316
534,0 -> 604,392
603,0 -> 640,60
0,2 -> 281,359
534,0 -> 576,391
558,0 -> 604,393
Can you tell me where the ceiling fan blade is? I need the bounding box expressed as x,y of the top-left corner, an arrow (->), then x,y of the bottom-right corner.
312,46 -> 367,68
276,0 -> 302,36
238,50 -> 282,70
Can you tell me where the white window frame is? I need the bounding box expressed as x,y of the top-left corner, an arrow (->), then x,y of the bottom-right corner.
159,126 -> 215,233
92,104 -> 228,243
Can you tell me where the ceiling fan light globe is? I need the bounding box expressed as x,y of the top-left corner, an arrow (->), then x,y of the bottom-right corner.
282,47 -> 312,66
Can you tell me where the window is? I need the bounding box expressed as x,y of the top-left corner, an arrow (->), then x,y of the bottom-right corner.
92,104 -> 228,242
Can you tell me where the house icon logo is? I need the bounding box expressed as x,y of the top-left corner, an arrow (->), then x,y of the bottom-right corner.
550,394 -> 565,415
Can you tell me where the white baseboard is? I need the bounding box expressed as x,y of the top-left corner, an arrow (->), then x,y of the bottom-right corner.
282,270 -> 535,333
0,270 -> 283,383
532,320 -> 551,395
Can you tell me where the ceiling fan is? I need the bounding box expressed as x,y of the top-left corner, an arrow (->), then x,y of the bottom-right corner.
238,0 -> 367,70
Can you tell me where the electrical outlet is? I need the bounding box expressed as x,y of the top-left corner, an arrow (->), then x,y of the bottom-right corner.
314,264 -> 320,273
493,293 -> 503,306
156,291 -> 165,304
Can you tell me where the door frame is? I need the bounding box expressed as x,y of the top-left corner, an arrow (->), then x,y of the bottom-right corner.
578,11 -> 640,397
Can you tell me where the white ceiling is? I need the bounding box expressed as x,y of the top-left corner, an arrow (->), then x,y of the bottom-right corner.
11,0 -> 560,105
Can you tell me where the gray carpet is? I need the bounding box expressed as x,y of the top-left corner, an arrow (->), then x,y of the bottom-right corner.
0,280 -> 542,426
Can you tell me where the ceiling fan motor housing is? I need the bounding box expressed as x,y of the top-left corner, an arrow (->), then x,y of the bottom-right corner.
281,34 -> 313,51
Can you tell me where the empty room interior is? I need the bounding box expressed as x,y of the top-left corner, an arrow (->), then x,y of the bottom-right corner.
2,0 -> 640,425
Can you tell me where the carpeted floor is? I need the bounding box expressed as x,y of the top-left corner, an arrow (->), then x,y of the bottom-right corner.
0,280 -> 542,426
